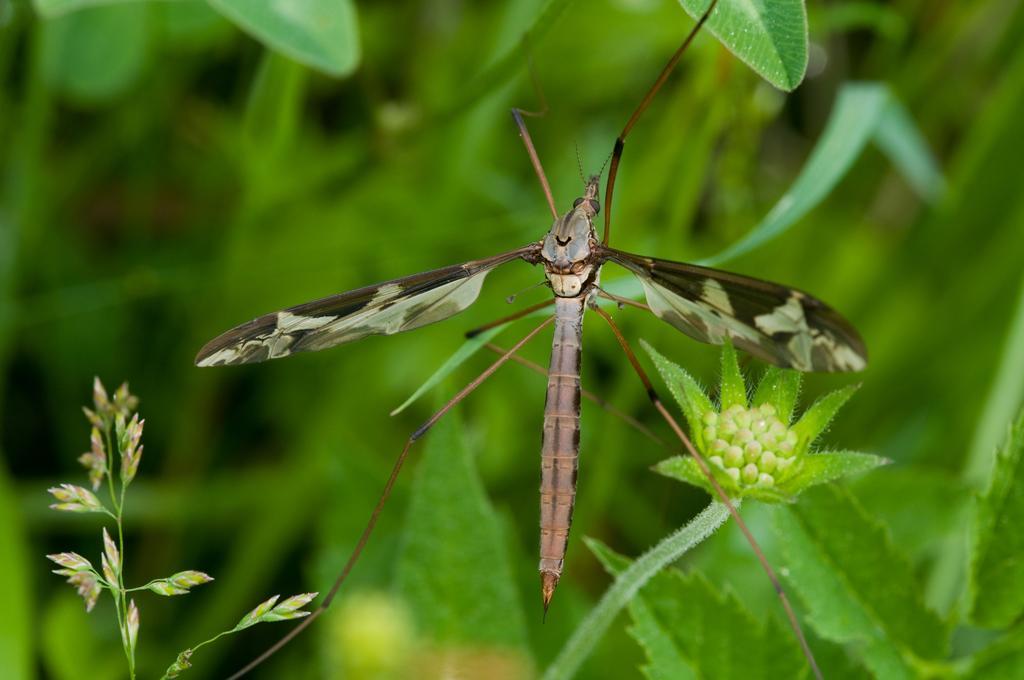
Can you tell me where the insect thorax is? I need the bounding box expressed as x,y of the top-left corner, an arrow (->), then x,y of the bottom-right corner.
542,208 -> 600,297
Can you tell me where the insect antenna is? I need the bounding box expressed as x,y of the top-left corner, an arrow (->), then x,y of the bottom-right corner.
590,303 -> 823,680
602,0 -> 720,246
575,141 -> 586,184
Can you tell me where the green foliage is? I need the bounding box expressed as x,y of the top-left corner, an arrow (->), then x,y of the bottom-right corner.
5,0 -> 1024,678
644,341 -> 884,501
544,503 -> 732,680
208,0 -> 360,77
590,539 -> 808,679
41,3 -> 148,101
395,413 -> 528,649
773,485 -> 948,677
700,82 -> 941,268
679,0 -> 808,91
970,409 -> 1024,628
44,380 -> 316,679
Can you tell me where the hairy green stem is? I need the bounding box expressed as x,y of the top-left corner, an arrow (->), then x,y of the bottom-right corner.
542,501 -> 732,680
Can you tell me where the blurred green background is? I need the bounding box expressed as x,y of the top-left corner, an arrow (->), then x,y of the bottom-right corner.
2,0 -> 1023,678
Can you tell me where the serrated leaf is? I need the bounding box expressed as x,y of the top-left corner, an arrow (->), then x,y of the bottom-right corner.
544,504 -> 731,680
586,540 -> 697,680
394,413 -> 526,649
642,341 -> 714,445
208,0 -> 360,77
719,340 -> 747,410
678,0 -> 808,92
970,409 -> 1024,628
773,485 -> 948,677
753,367 -> 801,424
590,539 -> 807,679
785,451 -> 888,494
790,384 -> 859,448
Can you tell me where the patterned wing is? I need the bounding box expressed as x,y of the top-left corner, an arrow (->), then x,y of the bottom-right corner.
196,245 -> 539,367
601,247 -> 867,372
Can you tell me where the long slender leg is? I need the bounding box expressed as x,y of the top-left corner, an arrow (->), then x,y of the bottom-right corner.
590,304 -> 823,680
227,315 -> 556,680
465,297 -> 555,338
602,0 -> 719,245
512,108 -> 559,220
483,341 -> 665,448
596,287 -> 651,312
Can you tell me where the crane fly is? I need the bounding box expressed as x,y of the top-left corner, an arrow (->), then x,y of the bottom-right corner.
197,2 -> 864,677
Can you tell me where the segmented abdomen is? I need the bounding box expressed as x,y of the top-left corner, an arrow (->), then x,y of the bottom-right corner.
539,296 -> 585,605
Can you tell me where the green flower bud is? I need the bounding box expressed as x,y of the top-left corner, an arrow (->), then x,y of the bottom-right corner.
757,473 -> 775,487
741,464 -> 759,484
744,441 -> 762,462
759,450 -> 778,473
724,446 -> 744,467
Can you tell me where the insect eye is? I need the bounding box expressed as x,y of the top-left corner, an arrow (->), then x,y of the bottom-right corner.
588,200 -> 600,215
572,198 -> 584,209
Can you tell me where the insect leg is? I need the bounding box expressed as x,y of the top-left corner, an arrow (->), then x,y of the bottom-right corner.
483,341 -> 665,448
602,0 -> 719,245
512,107 -> 559,220
595,287 -> 651,312
590,304 -> 823,680
465,297 -> 555,338
227,315 -> 556,680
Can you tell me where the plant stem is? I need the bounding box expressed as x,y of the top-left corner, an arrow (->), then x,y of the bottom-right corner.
103,422 -> 134,678
541,501 -> 732,680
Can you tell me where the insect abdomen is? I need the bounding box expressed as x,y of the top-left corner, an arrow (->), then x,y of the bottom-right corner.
539,297 -> 585,610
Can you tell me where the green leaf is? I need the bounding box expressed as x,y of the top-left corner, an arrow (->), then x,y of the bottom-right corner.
678,0 -> 808,92
590,539 -> 808,680
719,340 -> 746,410
394,413 -> 527,648
41,2 -> 148,102
642,341 -> 714,445
752,367 -> 801,425
32,0 -> 138,18
970,409 -> 1024,628
773,485 -> 948,677
208,0 -> 360,77
873,96 -> 946,200
390,326 -> 504,416
701,82 -> 940,268
784,451 -> 888,494
542,503 -> 731,680
790,384 -> 859,449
